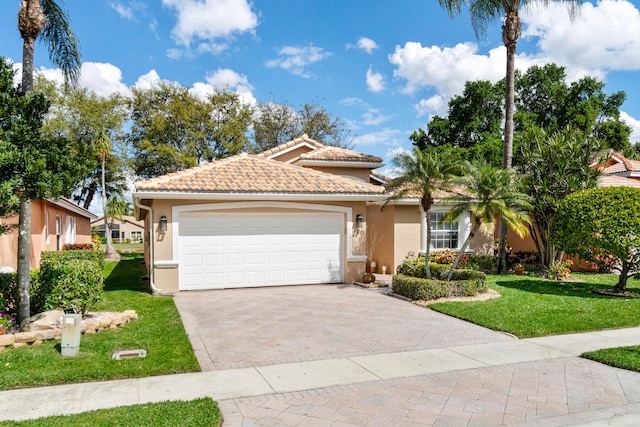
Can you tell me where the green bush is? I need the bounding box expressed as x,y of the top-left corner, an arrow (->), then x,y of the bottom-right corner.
0,270 -> 43,318
398,257 -> 451,279
41,249 -> 105,270
43,259 -> 104,315
466,255 -> 496,272
392,274 -> 487,301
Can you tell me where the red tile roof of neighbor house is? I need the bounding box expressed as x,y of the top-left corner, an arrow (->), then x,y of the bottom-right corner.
135,153 -> 386,195
257,134 -> 383,164
598,175 -> 640,188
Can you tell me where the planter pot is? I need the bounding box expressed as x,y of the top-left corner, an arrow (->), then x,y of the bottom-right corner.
514,267 -> 524,276
362,273 -> 375,283
0,325 -> 5,336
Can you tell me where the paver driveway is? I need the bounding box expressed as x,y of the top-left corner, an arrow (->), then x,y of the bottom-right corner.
174,284 -> 512,371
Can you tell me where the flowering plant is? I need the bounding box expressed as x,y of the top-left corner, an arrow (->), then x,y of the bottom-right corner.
0,312 -> 13,329
545,260 -> 573,281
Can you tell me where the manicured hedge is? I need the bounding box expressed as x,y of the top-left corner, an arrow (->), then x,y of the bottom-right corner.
0,271 -> 42,318
41,249 -> 104,270
392,274 -> 487,301
397,256 -> 487,281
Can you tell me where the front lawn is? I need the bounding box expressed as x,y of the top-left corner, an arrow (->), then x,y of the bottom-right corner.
0,255 -> 200,390
0,398 -> 221,427
429,273 -> 640,338
582,346 -> 640,373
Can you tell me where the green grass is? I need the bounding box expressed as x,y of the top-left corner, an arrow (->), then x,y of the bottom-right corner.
0,398 -> 221,427
429,273 -> 640,338
0,254 -> 200,390
113,242 -> 144,254
582,346 -> 640,373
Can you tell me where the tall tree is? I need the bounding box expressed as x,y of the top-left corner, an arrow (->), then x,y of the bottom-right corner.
385,148 -> 460,279
438,0 -> 582,273
517,127 -> 601,267
16,0 -> 81,323
93,129 -> 120,261
443,160 -> 531,280
250,99 -> 352,152
39,80 -> 129,209
129,82 -> 252,178
0,58 -> 84,322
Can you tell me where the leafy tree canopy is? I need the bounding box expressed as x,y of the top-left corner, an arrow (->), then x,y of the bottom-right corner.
129,82 -> 252,178
551,186 -> 640,292
0,57 -> 85,230
413,64 -> 632,163
250,98 -> 352,152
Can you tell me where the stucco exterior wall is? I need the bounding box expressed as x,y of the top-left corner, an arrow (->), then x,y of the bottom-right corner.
366,204 -> 395,273
303,166 -> 370,182
143,198 -> 369,293
393,205 -> 421,272
0,199 -> 93,270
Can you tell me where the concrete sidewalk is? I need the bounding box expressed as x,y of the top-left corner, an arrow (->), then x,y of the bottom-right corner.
2,327 -> 640,424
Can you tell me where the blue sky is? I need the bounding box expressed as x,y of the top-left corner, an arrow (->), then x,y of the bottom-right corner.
2,0 -> 640,174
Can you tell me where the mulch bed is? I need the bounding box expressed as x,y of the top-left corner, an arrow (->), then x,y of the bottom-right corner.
592,288 -> 640,298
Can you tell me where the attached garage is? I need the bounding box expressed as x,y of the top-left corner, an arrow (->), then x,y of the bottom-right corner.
178,211 -> 344,290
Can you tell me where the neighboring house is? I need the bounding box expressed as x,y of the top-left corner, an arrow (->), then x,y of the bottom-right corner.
133,135 -> 492,294
91,215 -> 145,243
0,198 -> 98,271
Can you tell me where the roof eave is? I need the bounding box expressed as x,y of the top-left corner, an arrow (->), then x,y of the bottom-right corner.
133,191 -> 388,202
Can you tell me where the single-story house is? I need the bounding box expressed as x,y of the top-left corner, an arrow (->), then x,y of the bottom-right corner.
91,215 -> 145,243
0,198 -> 98,271
133,135 -> 492,294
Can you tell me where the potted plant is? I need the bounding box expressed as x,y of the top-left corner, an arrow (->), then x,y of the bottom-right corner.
513,263 -> 525,276
0,313 -> 13,335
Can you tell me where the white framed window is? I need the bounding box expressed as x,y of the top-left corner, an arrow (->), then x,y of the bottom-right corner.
65,216 -> 76,245
55,216 -> 62,250
430,212 -> 459,250
130,231 -> 143,242
45,212 -> 49,244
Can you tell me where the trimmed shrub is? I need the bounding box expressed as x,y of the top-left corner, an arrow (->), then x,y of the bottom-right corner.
43,259 -> 104,315
392,274 -> 487,301
397,257 -> 451,279
41,249 -> 104,271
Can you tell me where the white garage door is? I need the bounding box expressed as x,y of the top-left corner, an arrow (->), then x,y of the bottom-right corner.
178,212 -> 344,290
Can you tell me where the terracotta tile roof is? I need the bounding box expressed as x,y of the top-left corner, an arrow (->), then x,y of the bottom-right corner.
299,146 -> 383,163
598,175 -> 640,188
256,134 -> 383,164
135,154 -> 386,195
256,134 -> 324,159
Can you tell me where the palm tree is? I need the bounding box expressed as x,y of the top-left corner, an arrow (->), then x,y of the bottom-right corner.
16,0 -> 81,322
385,148 -> 461,279
438,0 -> 581,273
443,160 -> 532,280
94,129 -> 120,261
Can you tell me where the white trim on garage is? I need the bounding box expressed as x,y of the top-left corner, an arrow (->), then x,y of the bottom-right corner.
169,202 -> 362,290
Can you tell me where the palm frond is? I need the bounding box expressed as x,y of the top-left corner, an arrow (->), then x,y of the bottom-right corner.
40,0 -> 81,86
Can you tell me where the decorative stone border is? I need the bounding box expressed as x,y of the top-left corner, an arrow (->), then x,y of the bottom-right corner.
0,310 -> 138,351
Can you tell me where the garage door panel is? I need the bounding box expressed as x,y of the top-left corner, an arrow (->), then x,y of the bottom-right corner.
179,212 -> 344,290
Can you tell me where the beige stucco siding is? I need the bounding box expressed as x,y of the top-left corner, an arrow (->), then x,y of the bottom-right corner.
366,204 -> 395,273
304,166 -> 370,182
393,205 -> 421,271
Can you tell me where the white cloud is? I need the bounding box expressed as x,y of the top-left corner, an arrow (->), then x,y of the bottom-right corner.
389,42 -> 528,97
621,111 -> 640,143
111,2 -> 134,20
362,109 -> 390,126
414,95 -> 448,118
162,0 -> 258,50
353,128 -> 405,147
133,69 -> 162,90
265,45 -> 331,78
190,68 -> 256,105
79,62 -> 131,96
366,66 -> 385,92
523,0 -> 640,71
346,37 -> 378,54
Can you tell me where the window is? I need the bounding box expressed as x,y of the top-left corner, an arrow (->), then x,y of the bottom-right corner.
55,216 -> 62,250
130,231 -> 143,242
66,216 -> 76,245
430,212 -> 458,249
45,212 -> 49,244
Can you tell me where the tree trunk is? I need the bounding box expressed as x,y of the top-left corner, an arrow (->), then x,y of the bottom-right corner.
102,157 -> 120,261
615,261 -> 630,293
16,0 -> 46,324
446,222 -> 479,281
17,198 -> 31,324
497,11 -> 521,274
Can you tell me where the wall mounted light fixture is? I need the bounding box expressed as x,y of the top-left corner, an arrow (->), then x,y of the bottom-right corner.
159,215 -> 168,232
355,214 -> 364,229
